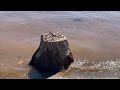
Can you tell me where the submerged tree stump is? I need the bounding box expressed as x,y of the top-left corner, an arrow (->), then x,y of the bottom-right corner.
29,32 -> 74,72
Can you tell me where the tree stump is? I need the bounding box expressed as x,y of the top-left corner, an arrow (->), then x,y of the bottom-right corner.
29,32 -> 74,72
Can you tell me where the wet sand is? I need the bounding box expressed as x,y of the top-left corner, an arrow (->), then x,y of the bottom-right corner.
0,11 -> 120,79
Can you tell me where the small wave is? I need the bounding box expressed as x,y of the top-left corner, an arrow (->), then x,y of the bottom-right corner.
70,59 -> 120,72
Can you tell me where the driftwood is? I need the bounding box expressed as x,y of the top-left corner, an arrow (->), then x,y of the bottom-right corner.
29,32 -> 74,72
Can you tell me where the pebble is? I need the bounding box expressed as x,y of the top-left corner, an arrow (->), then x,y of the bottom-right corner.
18,60 -> 24,65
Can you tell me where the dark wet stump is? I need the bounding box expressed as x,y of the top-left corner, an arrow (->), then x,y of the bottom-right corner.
29,32 -> 74,79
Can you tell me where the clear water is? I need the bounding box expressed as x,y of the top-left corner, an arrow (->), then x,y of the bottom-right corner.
0,11 -> 120,79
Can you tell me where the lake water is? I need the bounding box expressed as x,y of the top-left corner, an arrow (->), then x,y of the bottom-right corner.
0,11 -> 120,79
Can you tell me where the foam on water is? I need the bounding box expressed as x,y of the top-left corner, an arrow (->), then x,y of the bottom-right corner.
70,59 -> 120,71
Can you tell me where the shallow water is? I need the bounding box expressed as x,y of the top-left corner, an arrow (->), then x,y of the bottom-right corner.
0,11 -> 120,79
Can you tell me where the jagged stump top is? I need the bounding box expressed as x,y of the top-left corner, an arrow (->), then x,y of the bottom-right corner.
41,32 -> 67,42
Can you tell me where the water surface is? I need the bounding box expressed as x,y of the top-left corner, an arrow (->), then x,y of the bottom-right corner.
0,11 -> 120,79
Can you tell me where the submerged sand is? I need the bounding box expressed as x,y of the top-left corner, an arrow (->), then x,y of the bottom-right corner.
0,11 -> 120,79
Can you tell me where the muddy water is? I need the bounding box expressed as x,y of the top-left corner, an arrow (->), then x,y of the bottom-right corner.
0,11 -> 120,79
